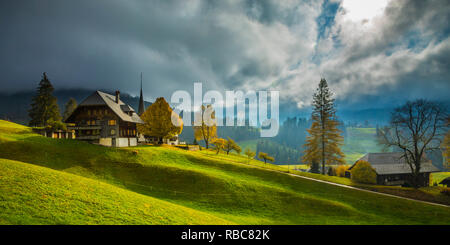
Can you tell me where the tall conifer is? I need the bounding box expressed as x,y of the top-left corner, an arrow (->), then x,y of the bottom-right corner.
28,72 -> 62,127
302,78 -> 345,174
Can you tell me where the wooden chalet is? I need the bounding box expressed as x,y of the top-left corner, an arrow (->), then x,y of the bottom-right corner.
65,90 -> 144,147
347,153 -> 440,187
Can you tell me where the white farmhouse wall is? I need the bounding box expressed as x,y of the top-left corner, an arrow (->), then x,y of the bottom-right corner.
99,138 -> 112,147
117,138 -> 129,147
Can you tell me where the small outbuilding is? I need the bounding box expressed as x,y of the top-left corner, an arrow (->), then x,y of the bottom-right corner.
347,153 -> 440,187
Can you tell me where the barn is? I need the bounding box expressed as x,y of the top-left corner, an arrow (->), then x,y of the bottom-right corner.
347,153 -> 440,187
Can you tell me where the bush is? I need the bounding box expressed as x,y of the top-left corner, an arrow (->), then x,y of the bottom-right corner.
309,161 -> 320,174
441,188 -> 450,196
351,160 -> 377,184
336,165 -> 349,177
327,166 -> 336,176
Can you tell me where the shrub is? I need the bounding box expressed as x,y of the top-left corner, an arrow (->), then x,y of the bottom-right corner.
351,160 -> 377,184
336,165 -> 349,177
327,166 -> 336,176
309,161 -> 320,173
441,188 -> 450,196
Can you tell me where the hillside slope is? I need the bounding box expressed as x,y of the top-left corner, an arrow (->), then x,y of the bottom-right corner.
0,158 -> 231,225
0,120 -> 449,224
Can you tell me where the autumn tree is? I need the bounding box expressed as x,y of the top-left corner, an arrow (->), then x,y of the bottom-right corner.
194,104 -> 217,149
63,98 -> 77,121
28,72 -> 62,127
351,160 -> 377,184
302,78 -> 345,175
138,97 -> 183,143
258,152 -> 274,164
224,137 -> 241,155
378,99 -> 448,187
212,138 -> 226,154
244,148 -> 256,164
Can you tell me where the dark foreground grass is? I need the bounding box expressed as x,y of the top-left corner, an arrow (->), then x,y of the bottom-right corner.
0,120 -> 449,224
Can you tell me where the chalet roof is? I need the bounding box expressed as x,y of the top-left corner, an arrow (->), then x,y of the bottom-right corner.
68,90 -> 144,124
349,152 -> 440,175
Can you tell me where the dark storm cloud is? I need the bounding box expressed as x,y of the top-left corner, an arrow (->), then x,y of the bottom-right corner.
0,0 -> 449,114
0,0 -> 319,101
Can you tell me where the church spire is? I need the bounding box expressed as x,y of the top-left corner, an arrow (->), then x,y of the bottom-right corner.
138,72 -> 145,116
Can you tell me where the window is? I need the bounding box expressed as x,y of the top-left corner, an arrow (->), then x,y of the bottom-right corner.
88,110 -> 91,116
108,120 -> 116,126
110,129 -> 116,135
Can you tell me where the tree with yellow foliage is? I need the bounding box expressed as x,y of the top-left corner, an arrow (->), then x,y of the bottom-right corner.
302,78 -> 345,174
212,138 -> 226,154
137,97 -> 183,143
224,137 -> 241,155
244,148 -> 256,164
194,104 -> 217,149
351,160 -> 377,184
258,152 -> 274,165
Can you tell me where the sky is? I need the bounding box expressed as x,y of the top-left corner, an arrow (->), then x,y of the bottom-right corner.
1,0 -> 449,115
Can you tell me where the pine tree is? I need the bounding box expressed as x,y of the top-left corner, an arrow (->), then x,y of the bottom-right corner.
28,72 -> 62,127
302,78 -> 345,174
63,98 -> 77,121
137,97 -> 183,143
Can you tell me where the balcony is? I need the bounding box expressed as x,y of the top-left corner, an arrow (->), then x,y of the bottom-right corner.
76,135 -> 101,140
68,125 -> 102,130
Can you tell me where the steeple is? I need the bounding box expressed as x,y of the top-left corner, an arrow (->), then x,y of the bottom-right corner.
138,72 -> 145,116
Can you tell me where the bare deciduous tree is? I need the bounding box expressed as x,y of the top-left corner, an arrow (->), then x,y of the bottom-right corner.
379,99 -> 448,187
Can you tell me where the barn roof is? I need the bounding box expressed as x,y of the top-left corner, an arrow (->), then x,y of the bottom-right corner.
349,152 -> 440,175
66,91 -> 144,124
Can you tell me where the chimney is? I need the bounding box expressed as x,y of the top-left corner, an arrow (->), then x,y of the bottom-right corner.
115,90 -> 120,103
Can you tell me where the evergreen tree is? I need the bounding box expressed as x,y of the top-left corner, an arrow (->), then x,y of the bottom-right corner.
138,97 -> 183,143
302,78 -> 345,175
28,72 -> 62,127
63,98 -> 77,121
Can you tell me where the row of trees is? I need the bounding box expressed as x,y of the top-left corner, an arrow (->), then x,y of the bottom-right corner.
28,72 -> 78,131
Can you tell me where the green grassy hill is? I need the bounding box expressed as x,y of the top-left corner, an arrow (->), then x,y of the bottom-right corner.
0,158 -> 231,225
342,127 -> 384,164
0,120 -> 449,224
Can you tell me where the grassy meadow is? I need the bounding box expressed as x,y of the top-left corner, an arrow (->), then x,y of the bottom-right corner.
342,127 -> 384,164
0,120 -> 449,225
